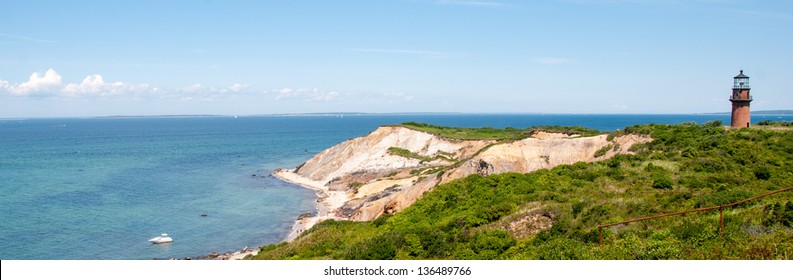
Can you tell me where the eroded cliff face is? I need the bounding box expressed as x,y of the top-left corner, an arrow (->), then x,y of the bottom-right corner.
442,133 -> 648,184
274,126 -> 651,223
290,126 -> 494,190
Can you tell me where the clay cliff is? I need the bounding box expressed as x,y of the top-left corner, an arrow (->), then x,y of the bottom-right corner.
274,125 -> 651,226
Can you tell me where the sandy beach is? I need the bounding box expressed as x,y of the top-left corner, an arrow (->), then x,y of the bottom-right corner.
274,168 -> 351,242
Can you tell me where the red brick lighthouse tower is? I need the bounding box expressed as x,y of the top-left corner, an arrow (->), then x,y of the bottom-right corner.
730,70 -> 752,128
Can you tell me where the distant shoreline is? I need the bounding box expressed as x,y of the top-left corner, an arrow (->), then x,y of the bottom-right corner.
702,110 -> 793,116
3,110 -> 792,120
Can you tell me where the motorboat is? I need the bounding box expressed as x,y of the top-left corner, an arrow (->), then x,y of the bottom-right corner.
149,233 -> 173,244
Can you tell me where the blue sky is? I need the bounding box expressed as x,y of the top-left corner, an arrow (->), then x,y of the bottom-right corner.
1,0 -> 791,117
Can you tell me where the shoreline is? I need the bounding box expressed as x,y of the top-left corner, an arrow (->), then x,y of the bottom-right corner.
186,246 -> 260,260
273,168 -> 351,243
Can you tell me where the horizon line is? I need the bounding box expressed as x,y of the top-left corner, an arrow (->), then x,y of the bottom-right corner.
3,110 -> 793,120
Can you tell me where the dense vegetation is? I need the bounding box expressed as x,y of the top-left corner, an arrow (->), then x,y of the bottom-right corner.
387,147 -> 440,162
255,122 -> 793,260
395,122 -> 600,140
757,120 -> 793,127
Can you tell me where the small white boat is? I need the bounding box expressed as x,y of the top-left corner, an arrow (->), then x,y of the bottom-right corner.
149,233 -> 173,244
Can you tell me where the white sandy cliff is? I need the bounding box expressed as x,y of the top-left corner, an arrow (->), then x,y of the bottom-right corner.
274,126 -> 651,241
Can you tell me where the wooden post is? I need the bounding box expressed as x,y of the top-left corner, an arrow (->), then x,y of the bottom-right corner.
719,207 -> 725,235
598,227 -> 603,246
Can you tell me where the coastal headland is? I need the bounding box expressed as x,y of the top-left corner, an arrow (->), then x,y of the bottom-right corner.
251,121 -> 793,260
273,123 -> 652,242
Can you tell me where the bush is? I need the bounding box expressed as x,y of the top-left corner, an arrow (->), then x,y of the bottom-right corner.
694,189 -> 755,208
704,120 -> 723,127
754,167 -> 771,180
343,234 -> 398,260
472,230 -> 515,258
651,175 -> 673,189
348,182 -> 364,193
535,238 -> 590,260
645,239 -> 683,259
572,201 -> 586,217
671,220 -> 717,247
387,147 -> 432,161
692,157 -> 726,173
595,145 -> 612,157
764,202 -> 793,227
644,162 -> 666,172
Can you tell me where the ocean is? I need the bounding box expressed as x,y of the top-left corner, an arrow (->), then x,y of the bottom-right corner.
1,113 -> 791,260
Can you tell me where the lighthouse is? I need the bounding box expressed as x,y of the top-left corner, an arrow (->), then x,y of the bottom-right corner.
730,70 -> 752,128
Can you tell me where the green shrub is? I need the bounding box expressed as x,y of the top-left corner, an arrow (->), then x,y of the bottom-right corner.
472,230 -> 515,258
671,220 -> 717,247
692,157 -> 727,173
580,204 -> 613,225
754,166 -> 771,180
694,189 -> 755,208
595,145 -> 612,157
645,239 -> 683,259
535,238 -> 590,260
764,201 -> 793,227
644,162 -> 666,172
704,120 -> 723,127
572,201 -> 586,217
387,147 -> 432,161
348,182 -> 364,193
343,234 -> 398,260
651,175 -> 673,189
681,148 -> 700,158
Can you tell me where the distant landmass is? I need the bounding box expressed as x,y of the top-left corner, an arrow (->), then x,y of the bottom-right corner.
13,111 -> 791,120
706,110 -> 793,115
92,114 -> 223,119
753,110 -> 793,115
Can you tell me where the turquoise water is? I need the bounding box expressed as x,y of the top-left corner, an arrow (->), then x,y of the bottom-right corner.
1,114 -> 791,259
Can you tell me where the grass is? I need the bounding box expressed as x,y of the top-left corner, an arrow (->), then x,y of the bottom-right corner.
395,122 -> 527,140
395,122 -> 604,140
387,147 -> 434,162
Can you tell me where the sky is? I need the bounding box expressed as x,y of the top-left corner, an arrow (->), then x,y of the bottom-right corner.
1,0 -> 791,118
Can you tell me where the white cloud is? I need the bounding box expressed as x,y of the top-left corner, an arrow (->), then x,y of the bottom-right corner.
2,69 -> 412,108
180,83 -> 206,93
225,83 -> 248,93
0,69 -> 252,101
534,57 -> 574,65
177,83 -> 250,97
5,68 -> 63,95
274,88 -> 329,101
0,69 -> 156,98
60,74 -> 151,97
311,91 -> 339,102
